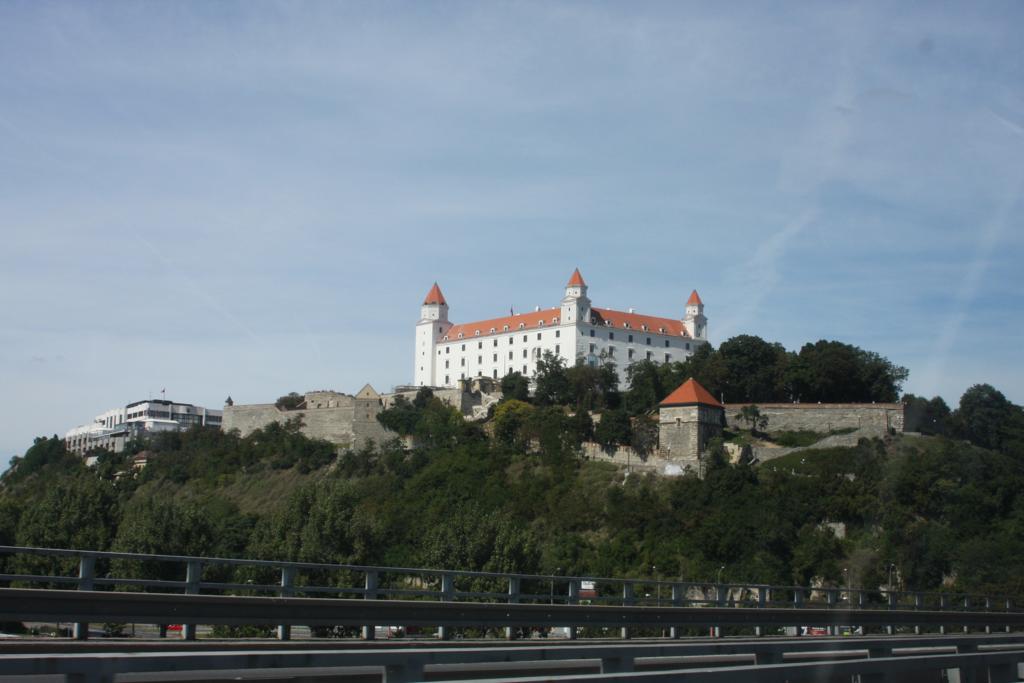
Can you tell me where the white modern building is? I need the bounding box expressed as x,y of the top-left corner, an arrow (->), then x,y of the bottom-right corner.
64,398 -> 223,457
414,269 -> 709,388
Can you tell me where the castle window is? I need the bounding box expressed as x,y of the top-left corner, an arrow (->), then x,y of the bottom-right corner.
493,354 -> 497,362
664,340 -> 670,347
439,327 -> 443,333
538,320 -> 544,326
493,369 -> 498,378
665,354 -> 672,362
628,349 -> 634,360
445,360 -> 449,369
646,351 -> 652,360
641,324 -> 648,331
686,343 -> 691,350
522,349 -> 527,358
509,351 -> 513,360
523,365 -> 527,374
490,327 -> 496,333
461,344 -> 465,351
523,335 -> 527,342
493,339 -> 498,347
608,346 -> 615,357
589,343 -> 596,353
509,337 -> 514,344
589,329 -> 595,337
477,356 -> 482,363
458,333 -> 463,339
475,330 -> 480,336
445,375 -> 449,384
628,334 -> 633,343
646,337 -> 651,345
537,333 -> 542,340
446,347 -> 450,354
518,323 -> 525,329
461,373 -> 465,379
478,341 -> 482,349
624,322 -> 630,328
503,325 -> 509,331
460,358 -> 465,366
551,317 -> 558,324
555,330 -> 560,338
609,332 -> 615,340
443,336 -> 449,341
555,344 -> 560,354
658,327 -> 665,333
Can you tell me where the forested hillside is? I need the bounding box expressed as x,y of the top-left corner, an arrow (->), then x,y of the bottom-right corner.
2,336 -> 1022,598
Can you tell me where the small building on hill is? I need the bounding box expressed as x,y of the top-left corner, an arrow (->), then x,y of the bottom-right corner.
658,378 -> 725,466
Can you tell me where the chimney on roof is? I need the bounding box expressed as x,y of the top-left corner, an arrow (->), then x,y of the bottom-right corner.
628,308 -> 635,313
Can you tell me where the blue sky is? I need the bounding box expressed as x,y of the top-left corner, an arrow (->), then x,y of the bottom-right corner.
2,1 -> 1022,463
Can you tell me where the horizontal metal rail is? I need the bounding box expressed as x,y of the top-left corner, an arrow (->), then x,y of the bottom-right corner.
0,636 -> 1022,683
0,544 -> 1011,611
2,588 -> 1023,630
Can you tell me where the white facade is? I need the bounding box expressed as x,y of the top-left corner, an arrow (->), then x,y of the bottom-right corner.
414,270 -> 709,388
64,398 -> 223,456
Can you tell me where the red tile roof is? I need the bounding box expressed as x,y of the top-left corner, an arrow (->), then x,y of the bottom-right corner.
687,289 -> 703,306
441,306 -> 692,341
444,309 -> 562,340
660,378 -> 722,408
591,308 -> 691,338
423,282 -> 447,306
567,268 -> 586,287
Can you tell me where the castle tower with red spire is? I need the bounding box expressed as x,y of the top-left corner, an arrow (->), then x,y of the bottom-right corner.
414,270 -> 708,388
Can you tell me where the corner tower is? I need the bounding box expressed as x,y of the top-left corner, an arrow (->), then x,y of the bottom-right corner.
560,268 -> 591,326
415,283 -> 451,386
682,290 -> 707,341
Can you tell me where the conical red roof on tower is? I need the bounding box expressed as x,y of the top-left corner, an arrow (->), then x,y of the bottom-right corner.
687,289 -> 703,306
423,282 -> 447,306
659,378 -> 722,408
567,268 -> 586,287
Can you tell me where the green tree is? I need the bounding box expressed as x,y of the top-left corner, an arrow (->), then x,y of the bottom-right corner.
594,409 -> 632,449
566,362 -> 620,411
534,352 -> 571,406
274,392 -> 304,410
736,405 -> 769,435
715,335 -> 788,403
493,400 -> 535,449
954,384 -> 1014,451
500,372 -> 531,403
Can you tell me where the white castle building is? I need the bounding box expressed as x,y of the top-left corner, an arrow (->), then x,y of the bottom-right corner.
414,269 -> 708,388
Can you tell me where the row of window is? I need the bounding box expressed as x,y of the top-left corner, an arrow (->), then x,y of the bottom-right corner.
445,346 -> 561,369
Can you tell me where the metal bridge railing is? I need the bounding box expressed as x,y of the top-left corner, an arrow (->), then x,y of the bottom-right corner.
0,544 -> 1016,641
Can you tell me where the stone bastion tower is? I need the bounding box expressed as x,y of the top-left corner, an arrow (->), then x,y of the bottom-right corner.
658,378 -> 724,468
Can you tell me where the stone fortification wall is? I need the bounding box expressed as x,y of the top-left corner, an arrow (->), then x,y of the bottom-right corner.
223,391 -> 394,450
582,442 -> 698,477
724,403 -> 903,435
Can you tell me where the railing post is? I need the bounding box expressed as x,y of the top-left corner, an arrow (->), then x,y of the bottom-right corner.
915,593 -> 922,635
940,595 -> 948,635
182,560 -> 202,641
963,596 -> 970,634
621,582 -> 634,639
567,579 -> 578,640
886,590 -> 896,635
826,589 -> 836,635
670,583 -> 682,639
277,565 -> 296,641
985,598 -> 992,634
755,586 -> 768,637
1006,599 -> 1012,634
505,577 -> 520,640
73,555 -> 95,640
438,573 -> 454,640
362,571 -> 378,640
